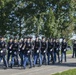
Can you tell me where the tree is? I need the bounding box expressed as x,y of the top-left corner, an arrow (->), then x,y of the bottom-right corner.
0,0 -> 16,36
0,0 -> 75,39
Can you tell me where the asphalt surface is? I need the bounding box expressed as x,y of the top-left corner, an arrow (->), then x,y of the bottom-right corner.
0,54 -> 76,75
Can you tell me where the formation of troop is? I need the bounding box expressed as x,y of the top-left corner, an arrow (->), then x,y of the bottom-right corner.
0,36 -> 68,69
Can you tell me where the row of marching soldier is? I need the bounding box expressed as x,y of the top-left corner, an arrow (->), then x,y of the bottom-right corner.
0,36 -> 67,69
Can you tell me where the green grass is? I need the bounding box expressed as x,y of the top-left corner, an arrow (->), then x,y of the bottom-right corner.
66,50 -> 72,54
60,50 -> 72,54
52,69 -> 76,75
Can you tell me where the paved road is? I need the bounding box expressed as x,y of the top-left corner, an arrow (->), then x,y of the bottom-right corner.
0,54 -> 76,75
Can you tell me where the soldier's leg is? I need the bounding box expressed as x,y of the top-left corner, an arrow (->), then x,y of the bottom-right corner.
39,53 -> 42,66
29,55 -> 33,68
23,55 -> 28,69
54,52 -> 56,62
16,55 -> 20,66
42,54 -> 45,64
50,52 -> 53,61
52,51 -> 56,64
7,53 -> 11,65
19,53 -> 21,65
73,50 -> 75,58
21,53 -> 24,66
19,52 -> 23,66
47,53 -> 50,65
3,56 -> 8,68
57,52 -> 60,62
51,52 -> 55,64
75,51 -> 76,58
34,54 -> 37,66
11,55 -> 15,68
61,52 -> 63,62
0,56 -> 2,62
64,52 -> 66,62
44,53 -> 47,65
23,56 -> 28,69
72,49 -> 74,58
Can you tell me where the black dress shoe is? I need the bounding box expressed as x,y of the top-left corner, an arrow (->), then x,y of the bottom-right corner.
29,66 -> 32,68
10,64 -> 13,68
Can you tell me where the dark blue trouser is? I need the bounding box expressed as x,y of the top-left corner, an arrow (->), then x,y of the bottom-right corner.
7,53 -> 12,65
72,49 -> 76,58
0,55 -> 8,67
61,51 -> 66,62
47,51 -> 54,64
23,55 -> 32,69
11,54 -> 19,66
41,53 -> 47,65
33,53 -> 42,66
19,52 -> 23,66
54,51 -> 60,62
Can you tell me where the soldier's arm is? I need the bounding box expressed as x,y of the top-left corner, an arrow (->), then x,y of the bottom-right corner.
45,42 -> 48,51
39,40 -> 41,51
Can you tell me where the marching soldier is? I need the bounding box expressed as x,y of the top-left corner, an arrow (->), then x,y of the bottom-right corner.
33,36 -> 41,67
18,38 -> 24,66
29,37 -> 34,64
61,39 -> 67,62
23,37 -> 33,69
55,39 -> 60,63
53,38 -> 57,63
41,37 -> 47,65
72,40 -> 76,58
21,37 -> 27,68
7,37 -> 13,66
47,38 -> 54,65
0,36 -> 8,69
11,38 -> 19,68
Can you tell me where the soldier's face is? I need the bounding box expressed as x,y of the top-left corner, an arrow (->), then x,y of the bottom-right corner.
54,40 -> 56,42
50,39 -> 52,42
10,39 -> 13,42
64,39 -> 66,42
1,37 -> 4,41
24,38 -> 27,41
42,38 -> 45,41
14,39 -> 17,42
30,38 -> 32,41
19,39 -> 21,42
27,38 -> 30,42
36,38 -> 38,41
56,39 -> 58,42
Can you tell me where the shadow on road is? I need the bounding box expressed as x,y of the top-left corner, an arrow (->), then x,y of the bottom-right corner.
50,62 -> 76,67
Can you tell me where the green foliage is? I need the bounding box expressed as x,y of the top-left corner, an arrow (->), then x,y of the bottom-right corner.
0,0 -> 16,36
0,0 -> 75,38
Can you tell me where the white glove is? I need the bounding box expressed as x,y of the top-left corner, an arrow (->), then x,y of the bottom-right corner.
50,49 -> 52,51
44,50 -> 46,53
9,47 -> 11,49
19,49 -> 20,51
64,49 -> 66,51
37,50 -> 39,53
10,51 -> 12,53
14,52 -> 16,55
22,47 -> 24,50
56,48 -> 58,51
1,50 -> 3,53
28,50 -> 30,53
19,46 -> 21,48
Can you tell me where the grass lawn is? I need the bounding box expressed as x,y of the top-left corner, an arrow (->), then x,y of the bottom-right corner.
60,50 -> 72,54
66,50 -> 72,54
52,69 -> 76,75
